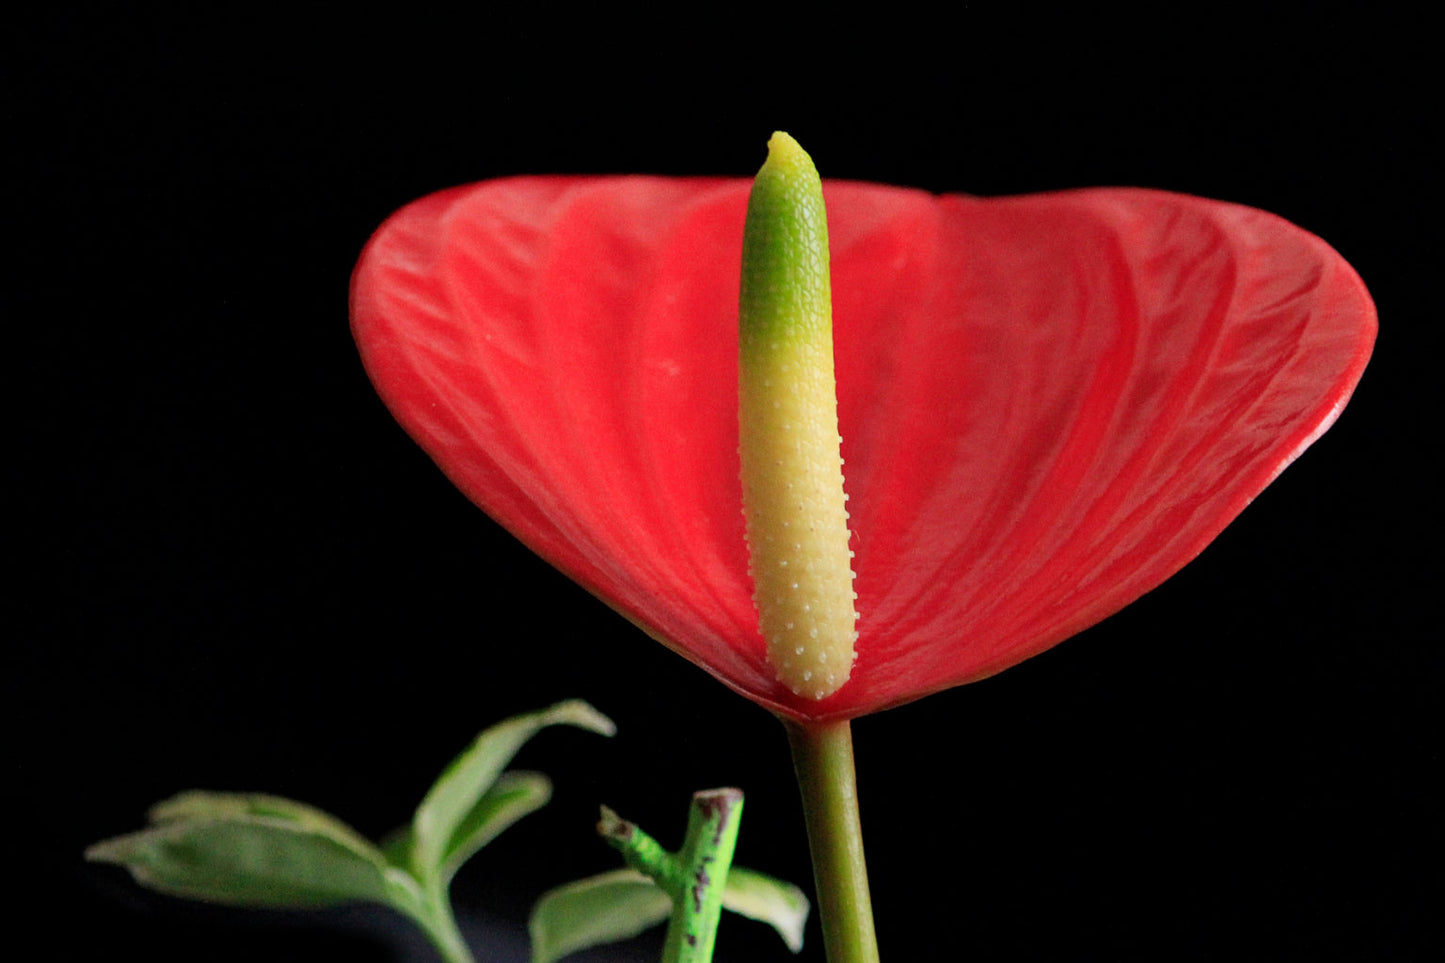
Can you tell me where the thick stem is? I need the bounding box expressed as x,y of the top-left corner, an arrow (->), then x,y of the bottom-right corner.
600,789 -> 745,963
785,719 -> 880,963
663,789 -> 744,963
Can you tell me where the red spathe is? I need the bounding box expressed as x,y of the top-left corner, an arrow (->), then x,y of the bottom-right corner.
350,177 -> 1375,722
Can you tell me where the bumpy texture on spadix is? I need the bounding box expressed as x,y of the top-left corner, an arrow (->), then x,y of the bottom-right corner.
350,177 -> 1375,723
739,133 -> 859,700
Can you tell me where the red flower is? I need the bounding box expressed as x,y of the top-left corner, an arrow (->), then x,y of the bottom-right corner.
350,177 -> 1374,722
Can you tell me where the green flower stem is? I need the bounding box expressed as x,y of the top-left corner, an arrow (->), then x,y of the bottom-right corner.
599,789 -> 745,963
785,719 -> 880,963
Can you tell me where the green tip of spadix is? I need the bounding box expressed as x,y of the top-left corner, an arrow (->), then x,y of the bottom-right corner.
763,130 -> 812,174
740,132 -> 831,348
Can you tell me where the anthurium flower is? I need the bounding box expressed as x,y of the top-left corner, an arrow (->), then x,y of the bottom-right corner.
350,174 -> 1374,723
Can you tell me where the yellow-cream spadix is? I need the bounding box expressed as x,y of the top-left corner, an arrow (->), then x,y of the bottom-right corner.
739,132 -> 859,700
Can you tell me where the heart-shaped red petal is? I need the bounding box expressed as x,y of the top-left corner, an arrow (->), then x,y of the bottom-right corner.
350,177 -> 1374,722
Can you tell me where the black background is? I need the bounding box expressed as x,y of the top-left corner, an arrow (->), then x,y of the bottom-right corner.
12,7 -> 1437,961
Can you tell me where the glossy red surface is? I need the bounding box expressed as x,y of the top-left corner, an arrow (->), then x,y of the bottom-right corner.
350,177 -> 1375,722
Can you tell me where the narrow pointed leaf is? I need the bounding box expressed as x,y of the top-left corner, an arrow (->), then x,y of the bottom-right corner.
720,867 -> 809,952
411,700 -> 614,881
352,179 -> 1376,721
439,770 -> 552,883
381,772 -> 553,882
86,791 -> 418,912
528,869 -> 672,963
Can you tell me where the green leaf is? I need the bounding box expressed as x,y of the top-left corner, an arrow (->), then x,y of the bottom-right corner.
440,770 -> 552,883
529,869 -> 672,963
383,771 -> 554,883
86,791 -> 422,914
411,700 -> 614,883
148,791 -> 379,856
379,822 -> 415,872
527,864 -> 809,963
721,867 -> 810,953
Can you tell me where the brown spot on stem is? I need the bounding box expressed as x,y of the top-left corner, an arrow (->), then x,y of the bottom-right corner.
692,864 -> 711,912
596,805 -> 634,843
694,788 -> 742,844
